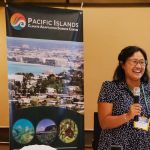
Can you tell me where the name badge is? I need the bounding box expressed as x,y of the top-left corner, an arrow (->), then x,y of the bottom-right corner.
134,116 -> 150,131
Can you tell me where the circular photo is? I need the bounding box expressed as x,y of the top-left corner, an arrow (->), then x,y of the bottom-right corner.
12,119 -> 34,144
59,119 -> 78,143
36,119 -> 57,144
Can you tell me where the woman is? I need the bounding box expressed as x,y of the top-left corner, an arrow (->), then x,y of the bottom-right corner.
98,46 -> 150,150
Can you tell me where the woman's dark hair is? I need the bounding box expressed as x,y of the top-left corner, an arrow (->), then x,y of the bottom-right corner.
113,46 -> 149,83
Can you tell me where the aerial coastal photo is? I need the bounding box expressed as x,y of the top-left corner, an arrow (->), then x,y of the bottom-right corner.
7,37 -> 84,114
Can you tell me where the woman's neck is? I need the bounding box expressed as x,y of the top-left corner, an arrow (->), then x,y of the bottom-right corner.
126,79 -> 140,89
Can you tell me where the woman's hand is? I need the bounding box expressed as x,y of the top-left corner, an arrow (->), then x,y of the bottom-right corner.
127,104 -> 142,120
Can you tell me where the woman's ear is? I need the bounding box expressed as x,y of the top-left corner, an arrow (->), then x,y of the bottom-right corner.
119,61 -> 123,65
119,61 -> 124,69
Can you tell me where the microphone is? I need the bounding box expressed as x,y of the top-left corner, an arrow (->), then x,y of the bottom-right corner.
133,87 -> 140,121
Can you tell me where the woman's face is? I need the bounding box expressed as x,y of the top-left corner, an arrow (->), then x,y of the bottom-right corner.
122,51 -> 146,82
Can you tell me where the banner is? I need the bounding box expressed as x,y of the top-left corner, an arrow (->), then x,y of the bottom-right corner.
6,5 -> 84,150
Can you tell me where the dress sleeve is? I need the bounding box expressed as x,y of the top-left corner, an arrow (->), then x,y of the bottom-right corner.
98,81 -> 116,103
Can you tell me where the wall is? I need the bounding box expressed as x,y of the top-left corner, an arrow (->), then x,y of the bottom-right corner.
0,7 -> 9,127
0,6 -> 150,130
84,7 -> 150,130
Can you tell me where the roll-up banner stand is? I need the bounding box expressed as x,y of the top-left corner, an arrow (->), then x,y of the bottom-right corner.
5,5 -> 84,150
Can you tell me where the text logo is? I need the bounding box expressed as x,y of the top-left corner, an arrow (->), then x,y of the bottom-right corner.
10,13 -> 26,30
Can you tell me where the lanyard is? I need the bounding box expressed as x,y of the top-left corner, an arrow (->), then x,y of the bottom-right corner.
141,84 -> 150,117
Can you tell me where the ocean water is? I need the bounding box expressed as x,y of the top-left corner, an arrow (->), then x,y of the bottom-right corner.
8,61 -> 69,75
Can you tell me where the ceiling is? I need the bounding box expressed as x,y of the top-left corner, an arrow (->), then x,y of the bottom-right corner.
1,0 -> 150,7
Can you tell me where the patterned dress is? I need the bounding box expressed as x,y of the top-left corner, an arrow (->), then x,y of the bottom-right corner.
97,81 -> 150,150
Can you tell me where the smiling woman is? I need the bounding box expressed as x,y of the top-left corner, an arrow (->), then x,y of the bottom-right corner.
122,51 -> 146,84
97,46 -> 150,150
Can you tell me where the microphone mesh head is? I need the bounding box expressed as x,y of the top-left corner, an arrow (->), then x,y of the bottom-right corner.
133,87 -> 140,96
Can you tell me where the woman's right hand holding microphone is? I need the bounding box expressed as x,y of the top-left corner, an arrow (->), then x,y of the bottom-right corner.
126,103 -> 142,121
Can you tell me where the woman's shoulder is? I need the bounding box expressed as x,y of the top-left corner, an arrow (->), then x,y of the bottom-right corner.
102,80 -> 119,87
101,80 -> 120,91
98,80 -> 120,103
143,81 -> 150,89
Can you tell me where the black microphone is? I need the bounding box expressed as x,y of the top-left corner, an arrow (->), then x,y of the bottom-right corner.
133,87 -> 140,122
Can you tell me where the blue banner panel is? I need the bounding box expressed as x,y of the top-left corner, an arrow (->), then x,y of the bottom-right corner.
6,5 -> 84,150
